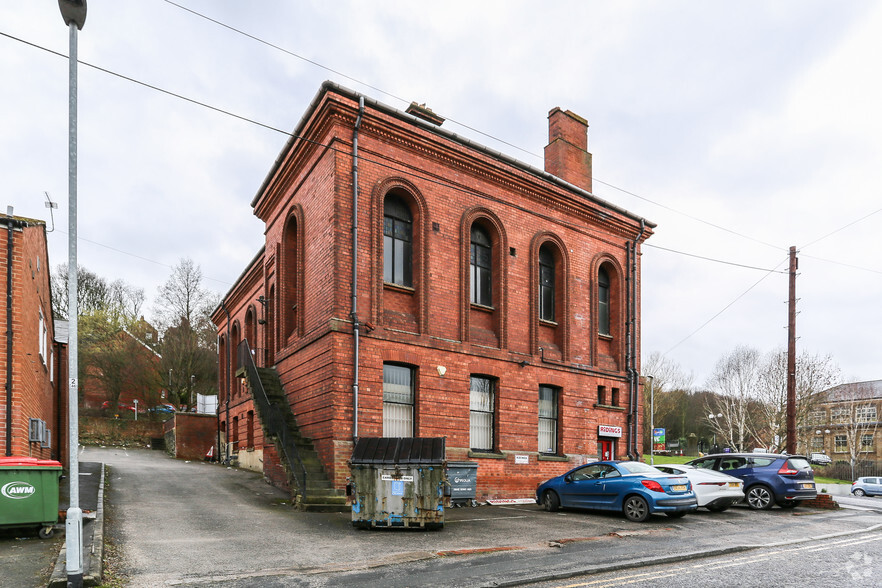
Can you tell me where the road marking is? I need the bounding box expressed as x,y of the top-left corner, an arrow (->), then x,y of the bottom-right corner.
445,515 -> 528,523
552,532 -> 882,587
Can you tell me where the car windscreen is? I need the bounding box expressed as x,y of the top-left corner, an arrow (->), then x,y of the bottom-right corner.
617,462 -> 663,475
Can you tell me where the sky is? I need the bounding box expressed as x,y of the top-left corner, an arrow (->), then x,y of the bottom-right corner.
3,1 -> 880,387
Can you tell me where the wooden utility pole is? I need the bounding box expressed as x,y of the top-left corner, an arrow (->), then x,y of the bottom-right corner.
786,246 -> 798,454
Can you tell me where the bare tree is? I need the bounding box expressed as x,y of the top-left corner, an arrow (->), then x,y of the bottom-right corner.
706,346 -> 763,451
51,264 -> 144,321
643,351 -> 695,394
154,258 -> 219,409
753,350 -> 840,453
153,258 -> 216,335
642,352 -> 696,452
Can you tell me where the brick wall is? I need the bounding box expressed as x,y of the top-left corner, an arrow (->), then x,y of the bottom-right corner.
169,413 -> 217,461
0,218 -> 63,463
214,84 -> 651,500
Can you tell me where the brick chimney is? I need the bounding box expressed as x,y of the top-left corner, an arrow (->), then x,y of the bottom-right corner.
544,107 -> 592,193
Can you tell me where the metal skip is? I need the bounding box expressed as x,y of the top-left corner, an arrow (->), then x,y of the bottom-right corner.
348,437 -> 446,530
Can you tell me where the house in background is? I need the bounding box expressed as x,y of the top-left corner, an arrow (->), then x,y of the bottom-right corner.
80,317 -> 163,413
212,82 -> 654,505
1,211 -> 68,467
808,380 -> 882,470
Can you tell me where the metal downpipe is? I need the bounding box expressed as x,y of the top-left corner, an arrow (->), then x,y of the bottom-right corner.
351,96 -> 364,441
627,219 -> 646,460
5,209 -> 14,456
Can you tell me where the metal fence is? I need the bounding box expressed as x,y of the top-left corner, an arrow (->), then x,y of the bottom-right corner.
815,459 -> 882,481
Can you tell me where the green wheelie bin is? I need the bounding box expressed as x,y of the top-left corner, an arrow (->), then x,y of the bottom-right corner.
0,456 -> 63,538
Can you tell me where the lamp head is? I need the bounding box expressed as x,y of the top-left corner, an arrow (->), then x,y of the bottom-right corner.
58,0 -> 87,30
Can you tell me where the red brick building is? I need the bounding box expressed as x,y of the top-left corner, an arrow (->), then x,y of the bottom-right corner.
1,212 -> 69,466
213,82 -> 654,501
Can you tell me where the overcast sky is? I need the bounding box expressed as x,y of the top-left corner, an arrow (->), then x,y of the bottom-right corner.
3,1 -> 880,387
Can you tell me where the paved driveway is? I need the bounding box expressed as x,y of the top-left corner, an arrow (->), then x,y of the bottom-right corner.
92,446 -> 882,587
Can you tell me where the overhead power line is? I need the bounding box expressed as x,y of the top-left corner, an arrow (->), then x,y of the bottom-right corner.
644,243 -> 787,273
2,30 -> 871,277
162,0 -> 541,161
161,0 -> 792,254
799,207 -> 882,250
662,256 -> 791,356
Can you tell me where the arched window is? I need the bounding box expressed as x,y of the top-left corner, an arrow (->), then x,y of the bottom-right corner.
218,335 -> 227,404
598,266 -> 610,336
282,213 -> 300,338
383,195 -> 413,287
244,307 -> 255,350
539,244 -> 555,322
470,225 -> 492,307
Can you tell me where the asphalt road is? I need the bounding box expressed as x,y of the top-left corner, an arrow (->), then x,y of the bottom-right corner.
93,446 -> 882,587
523,530 -> 882,588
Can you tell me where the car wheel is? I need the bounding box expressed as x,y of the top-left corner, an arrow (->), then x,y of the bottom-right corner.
706,504 -> 729,513
853,488 -> 866,497
543,490 -> 560,512
777,499 -> 797,509
746,485 -> 774,510
666,511 -> 687,519
623,495 -> 650,522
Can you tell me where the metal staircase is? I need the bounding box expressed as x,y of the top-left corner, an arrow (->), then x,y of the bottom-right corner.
237,341 -> 348,512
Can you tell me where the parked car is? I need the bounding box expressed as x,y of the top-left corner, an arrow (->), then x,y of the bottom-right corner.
148,403 -> 176,414
686,453 -> 816,510
851,477 -> 882,497
654,464 -> 744,512
810,453 -> 832,466
101,400 -> 135,413
536,460 -> 698,522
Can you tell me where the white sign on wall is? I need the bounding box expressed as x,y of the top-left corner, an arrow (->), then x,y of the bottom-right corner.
514,454 -> 529,465
598,425 -> 622,438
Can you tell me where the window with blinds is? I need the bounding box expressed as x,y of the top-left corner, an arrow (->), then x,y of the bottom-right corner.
538,385 -> 558,454
383,364 -> 415,437
470,376 -> 495,451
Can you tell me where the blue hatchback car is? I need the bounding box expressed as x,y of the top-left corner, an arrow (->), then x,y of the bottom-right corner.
686,453 -> 816,509
536,460 -> 698,522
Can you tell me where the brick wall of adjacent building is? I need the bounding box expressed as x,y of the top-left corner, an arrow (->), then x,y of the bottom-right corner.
0,216 -> 66,464
213,83 -> 652,500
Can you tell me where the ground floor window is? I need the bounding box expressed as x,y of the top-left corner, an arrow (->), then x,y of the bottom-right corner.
538,385 -> 558,454
470,376 -> 495,451
811,437 -> 824,452
383,363 -> 414,437
861,433 -> 875,452
834,434 -> 847,453
246,410 -> 254,449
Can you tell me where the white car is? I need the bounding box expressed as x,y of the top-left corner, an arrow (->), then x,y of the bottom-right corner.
654,464 -> 744,512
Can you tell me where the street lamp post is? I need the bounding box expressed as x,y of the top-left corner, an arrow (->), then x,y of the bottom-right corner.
708,413 -> 723,450
647,376 -> 655,465
58,2 -> 87,586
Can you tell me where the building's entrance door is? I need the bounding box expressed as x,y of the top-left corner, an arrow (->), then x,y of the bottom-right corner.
598,439 -> 614,461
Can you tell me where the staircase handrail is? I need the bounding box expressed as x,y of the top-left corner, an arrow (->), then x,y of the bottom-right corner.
237,339 -> 308,500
